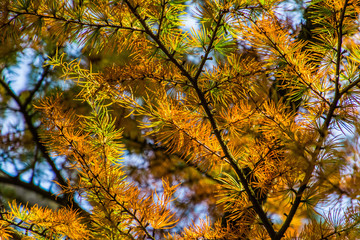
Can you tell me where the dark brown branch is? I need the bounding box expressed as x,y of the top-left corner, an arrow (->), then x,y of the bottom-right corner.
0,212 -> 50,239
334,0 -> 349,96
23,63 -> 50,108
319,220 -> 360,240
122,0 -> 193,81
122,1 -> 276,237
5,10 -> 146,33
0,175 -> 79,209
275,2 -> 350,239
156,0 -> 167,37
249,20 -> 331,107
0,76 -> 84,214
203,68 -> 270,94
0,78 -> 65,184
193,13 -> 222,82
340,76 -> 360,95
55,123 -> 156,240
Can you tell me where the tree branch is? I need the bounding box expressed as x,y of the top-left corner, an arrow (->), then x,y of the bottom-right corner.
340,76 -> 360,95
0,175 -> 87,213
122,1 -> 276,237
5,10 -> 146,33
192,12 -> 223,83
0,76 -> 83,213
23,63 -> 50,108
334,0 -> 349,96
55,123 -> 156,240
275,2 -> 350,238
156,0 -> 167,37
248,18 -> 331,107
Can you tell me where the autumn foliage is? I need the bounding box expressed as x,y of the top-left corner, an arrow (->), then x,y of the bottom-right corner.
1,0 -> 360,239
